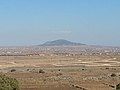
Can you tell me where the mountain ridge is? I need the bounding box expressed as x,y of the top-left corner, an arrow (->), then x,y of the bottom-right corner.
40,39 -> 85,46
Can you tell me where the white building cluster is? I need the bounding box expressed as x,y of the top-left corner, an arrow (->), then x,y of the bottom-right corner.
0,45 -> 120,56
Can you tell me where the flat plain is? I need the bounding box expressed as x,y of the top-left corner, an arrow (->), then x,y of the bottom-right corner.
0,46 -> 120,90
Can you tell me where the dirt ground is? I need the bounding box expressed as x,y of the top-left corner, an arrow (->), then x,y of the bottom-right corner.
0,55 -> 120,90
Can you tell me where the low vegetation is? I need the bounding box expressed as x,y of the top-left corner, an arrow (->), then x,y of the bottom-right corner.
10,69 -> 16,72
39,69 -> 45,73
0,74 -> 19,90
111,73 -> 116,77
116,83 -> 120,90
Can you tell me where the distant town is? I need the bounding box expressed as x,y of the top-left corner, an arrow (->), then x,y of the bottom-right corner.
0,39 -> 120,56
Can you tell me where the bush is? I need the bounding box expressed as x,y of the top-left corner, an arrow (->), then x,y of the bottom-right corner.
39,69 -> 45,73
111,73 -> 116,77
10,69 -> 16,72
0,75 -> 19,90
116,83 -> 120,90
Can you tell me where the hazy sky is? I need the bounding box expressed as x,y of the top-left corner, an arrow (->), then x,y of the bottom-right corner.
0,0 -> 120,46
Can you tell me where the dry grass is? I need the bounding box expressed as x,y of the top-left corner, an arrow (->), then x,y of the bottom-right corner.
0,55 -> 120,90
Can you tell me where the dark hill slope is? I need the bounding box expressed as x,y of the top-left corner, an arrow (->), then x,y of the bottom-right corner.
41,39 -> 85,46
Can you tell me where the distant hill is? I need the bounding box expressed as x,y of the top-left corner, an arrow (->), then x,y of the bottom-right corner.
40,39 -> 85,46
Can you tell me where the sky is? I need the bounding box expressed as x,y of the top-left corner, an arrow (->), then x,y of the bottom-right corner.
0,0 -> 120,46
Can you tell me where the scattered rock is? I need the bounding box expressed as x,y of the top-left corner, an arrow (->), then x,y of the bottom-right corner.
109,85 -> 115,88
72,84 -> 87,90
106,67 -> 109,69
56,73 -> 62,76
103,83 -> 115,88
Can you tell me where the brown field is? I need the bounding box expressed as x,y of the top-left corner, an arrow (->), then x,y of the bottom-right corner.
0,55 -> 120,90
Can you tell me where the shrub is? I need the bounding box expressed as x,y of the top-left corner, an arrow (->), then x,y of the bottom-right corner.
10,69 -> 16,72
39,69 -> 45,73
0,75 -> 19,90
111,73 -> 116,77
106,67 -> 109,69
82,68 -> 85,70
116,83 -> 120,90
56,73 -> 62,76
26,69 -> 30,71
